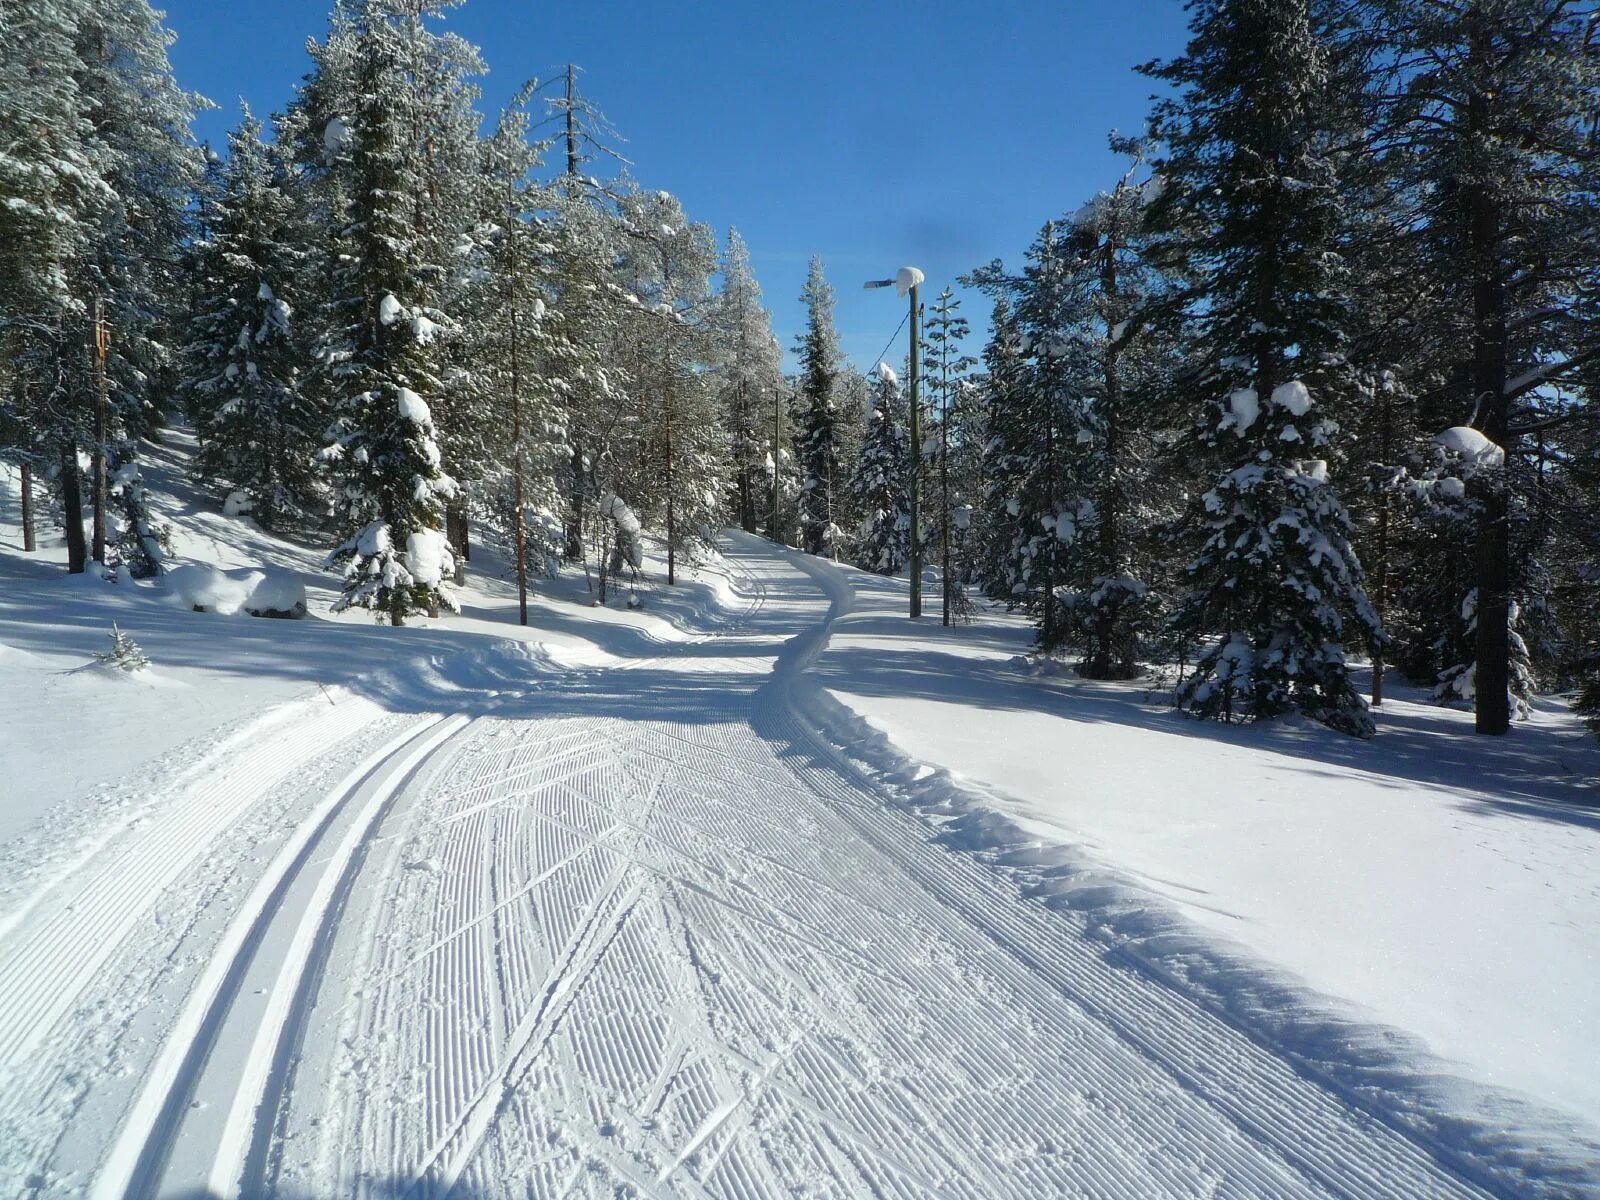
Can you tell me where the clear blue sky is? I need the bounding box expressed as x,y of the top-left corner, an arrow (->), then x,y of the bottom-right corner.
162,0 -> 1190,372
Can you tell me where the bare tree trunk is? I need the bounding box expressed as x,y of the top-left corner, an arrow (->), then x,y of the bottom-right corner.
90,299 -> 109,566
63,451 -> 87,573
20,462 -> 35,552
1467,78 -> 1510,736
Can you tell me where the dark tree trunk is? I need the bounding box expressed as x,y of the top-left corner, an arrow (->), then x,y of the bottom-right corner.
446,503 -> 469,585
20,462 -> 35,552
1467,82 -> 1511,736
62,450 -> 87,573
565,440 -> 584,560
737,467 -> 756,534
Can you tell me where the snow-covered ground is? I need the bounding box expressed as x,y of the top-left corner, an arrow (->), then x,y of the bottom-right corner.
0,440 -> 1596,1198
800,559 -> 1600,1192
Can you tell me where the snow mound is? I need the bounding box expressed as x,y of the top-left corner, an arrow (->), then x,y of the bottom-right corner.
406,528 -> 450,588
243,570 -> 307,618
1435,426 -> 1504,467
223,491 -> 253,517
1271,380 -> 1313,416
166,563 -> 251,614
1223,388 -> 1259,433
165,564 -> 306,618
378,293 -> 404,326
894,266 -> 925,298
396,387 -> 430,425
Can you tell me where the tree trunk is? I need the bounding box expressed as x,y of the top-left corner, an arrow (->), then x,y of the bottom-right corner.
20,462 -> 35,552
63,450 -> 87,574
91,299 -> 109,566
1467,82 -> 1511,736
565,441 -> 584,560
446,503 -> 469,585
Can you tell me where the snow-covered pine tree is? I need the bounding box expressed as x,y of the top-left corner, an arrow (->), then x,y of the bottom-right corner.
967,222 -> 1088,648
1359,0 -> 1600,736
184,109 -> 319,530
1144,0 -> 1382,736
849,363 -> 911,575
794,256 -> 844,557
317,0 -> 459,623
610,186 -> 727,579
709,229 -> 786,534
1056,147 -> 1174,678
923,287 -> 977,619
968,295 -> 1030,603
1,0 -> 199,575
464,103 -> 573,599
0,0 -> 107,567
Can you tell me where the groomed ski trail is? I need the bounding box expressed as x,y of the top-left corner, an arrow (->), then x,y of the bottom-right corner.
8,535 -> 1505,1198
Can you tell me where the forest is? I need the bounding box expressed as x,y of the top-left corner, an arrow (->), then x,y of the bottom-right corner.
2,0 -> 1597,743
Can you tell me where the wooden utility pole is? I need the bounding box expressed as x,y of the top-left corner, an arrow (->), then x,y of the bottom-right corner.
770,387 -> 783,542
90,296 -> 109,566
907,279 -> 922,619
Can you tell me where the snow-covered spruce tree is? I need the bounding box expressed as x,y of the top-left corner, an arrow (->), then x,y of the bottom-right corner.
709,228 -> 786,534
1143,0 -> 1382,736
1358,0 -> 1600,736
922,287 -> 978,616
462,105 -> 573,592
968,295 -> 1031,603
0,0 -> 107,566
317,0 -> 458,623
966,222 -> 1089,649
1055,148 -> 1174,678
849,363 -> 911,575
608,186 -> 727,579
793,256 -> 844,557
184,109 -> 319,530
0,0 -> 199,575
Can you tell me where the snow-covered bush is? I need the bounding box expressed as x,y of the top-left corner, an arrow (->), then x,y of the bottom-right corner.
94,623 -> 149,673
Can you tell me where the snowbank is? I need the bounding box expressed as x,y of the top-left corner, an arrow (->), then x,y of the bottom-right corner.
166,564 -> 306,618
793,555 -> 1600,1194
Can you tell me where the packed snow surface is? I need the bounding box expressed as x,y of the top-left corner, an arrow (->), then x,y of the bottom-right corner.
0,443 -> 1593,1198
807,560 -> 1600,1194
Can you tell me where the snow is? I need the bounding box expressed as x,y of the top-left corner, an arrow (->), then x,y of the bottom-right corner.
411,313 -> 438,345
166,563 -> 252,614
0,437 -> 1594,1199
875,360 -> 897,385
1224,387 -> 1260,432
1436,425 -> 1505,467
222,490 -> 253,517
1272,379 -> 1313,416
893,265 -> 924,298
396,386 -> 430,425
321,115 -> 351,156
378,292 -> 403,326
802,558 -> 1600,1191
405,528 -> 449,588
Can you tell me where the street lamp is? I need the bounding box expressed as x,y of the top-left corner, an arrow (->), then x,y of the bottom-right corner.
865,267 -> 924,618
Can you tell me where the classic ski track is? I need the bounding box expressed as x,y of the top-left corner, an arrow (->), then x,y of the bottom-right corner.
255,540 -> 1498,1199
0,693 -> 385,1075
30,538 -> 1499,1198
85,711 -> 462,1200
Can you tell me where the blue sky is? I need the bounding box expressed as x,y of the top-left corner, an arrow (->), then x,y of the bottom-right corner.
162,0 -> 1190,371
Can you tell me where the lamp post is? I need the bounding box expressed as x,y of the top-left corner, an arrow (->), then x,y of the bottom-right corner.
864,267 -> 923,618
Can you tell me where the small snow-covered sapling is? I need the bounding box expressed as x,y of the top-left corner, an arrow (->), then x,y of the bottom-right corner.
94,623 -> 150,673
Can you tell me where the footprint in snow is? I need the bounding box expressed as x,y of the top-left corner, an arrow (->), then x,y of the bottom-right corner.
404,858 -> 442,873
